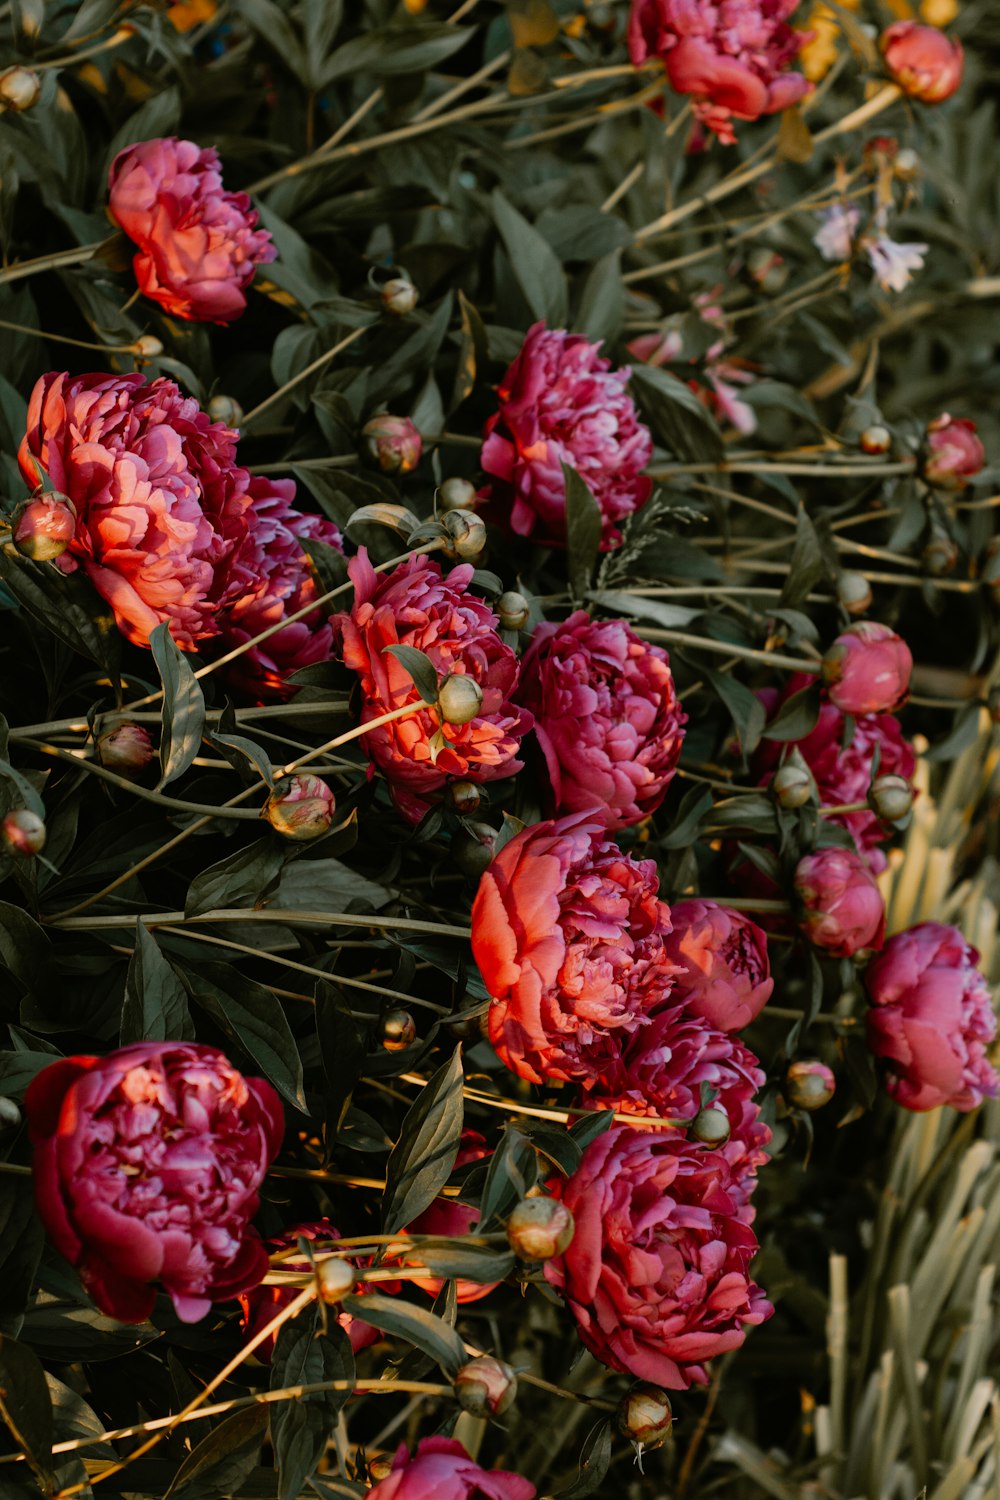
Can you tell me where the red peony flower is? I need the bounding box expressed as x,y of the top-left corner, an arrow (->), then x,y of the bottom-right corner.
865,923 -> 999,1112
822,622 -> 912,717
18,371 -> 264,651
628,0 -> 812,146
518,612 -> 686,830
880,22 -> 963,104
471,811 -> 679,1086
544,1125 -> 771,1389
25,1043 -> 283,1324
108,137 -> 276,324
795,847 -> 885,957
923,413 -> 985,489
388,1133 -> 500,1304
368,1437 -> 535,1500
479,323 -> 653,550
337,550 -> 531,824
662,899 -> 773,1031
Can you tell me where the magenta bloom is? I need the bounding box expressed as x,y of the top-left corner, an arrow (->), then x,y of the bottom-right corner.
924,414 -> 985,489
628,0 -> 811,145
662,899 -> 773,1030
369,1438 -> 535,1500
108,137 -> 276,323
822,622 -> 912,717
795,847 -> 885,957
217,477 -> 343,700
865,923 -> 1000,1112
472,811 -> 679,1086
880,22 -> 964,103
519,612 -> 686,830
18,371 -> 262,651
25,1043 -> 283,1324
544,1125 -> 772,1389
479,323 -> 653,550
337,550 -> 531,824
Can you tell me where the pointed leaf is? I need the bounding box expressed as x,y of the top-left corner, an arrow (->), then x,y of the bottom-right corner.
382,1045 -> 464,1233
150,624 -> 206,790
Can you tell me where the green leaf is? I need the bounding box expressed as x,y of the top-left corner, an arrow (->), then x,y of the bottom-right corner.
478,1125 -> 538,1228
104,88 -> 181,179
558,1419 -> 613,1498
450,290 -> 488,412
780,507 -> 826,608
0,902 -> 51,991
340,1292 -> 466,1376
185,838 -> 287,918
0,754 -> 44,821
568,1108 -> 616,1151
563,462 -> 602,604
271,1309 -> 354,1500
209,731 -> 274,788
315,980 -> 366,1131
0,1335 -> 54,1492
150,624 -> 206,790
763,683 -> 822,741
400,1236 -> 515,1284
660,785 -> 713,851
120,923 -> 194,1044
186,964 -> 307,1112
322,22 -> 475,85
233,0 -> 308,80
492,189 -> 569,326
165,1404 -> 269,1500
270,858 -> 390,914
382,1045 -> 464,1234
383,644 -> 438,704
629,362 -> 724,464
0,548 -> 121,677
704,665 -> 767,756
705,793 -> 779,837
0,1177 -> 44,1337
365,290 -> 455,407
575,249 -> 625,343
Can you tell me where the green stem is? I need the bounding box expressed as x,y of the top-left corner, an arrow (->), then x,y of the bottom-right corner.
240,325 -> 368,429
17,738 -> 262,820
639,629 -> 818,673
0,236 -> 118,288
47,908 -> 473,939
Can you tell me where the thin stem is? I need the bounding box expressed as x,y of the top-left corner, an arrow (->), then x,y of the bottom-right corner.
18,738 -> 262,820
240,325 -> 368,429
0,316 -> 143,354
649,458 -> 915,479
47,908 -> 473,939
639,629 -> 818,673
0,236 -> 117,288
413,48 -> 511,123
0,1162 -> 32,1176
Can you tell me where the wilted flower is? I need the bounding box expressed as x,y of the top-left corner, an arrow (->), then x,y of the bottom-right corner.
813,203 -> 861,262
794,847 -> 886,957
822,622 -> 912,716
923,414 -> 985,489
367,1438 -> 535,1500
881,21 -> 964,102
661,899 -> 773,1031
865,236 -> 929,293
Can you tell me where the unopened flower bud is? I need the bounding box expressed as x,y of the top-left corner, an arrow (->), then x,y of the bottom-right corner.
881,21 -> 964,104
894,147 -> 920,180
616,1384 -> 674,1450
263,774 -> 336,841
381,277 -> 419,315
316,1256 -> 356,1305
691,1105 -> 731,1146
497,590 -> 530,631
381,1008 -> 417,1051
0,66 -> 41,112
772,754 -> 815,809
452,820 -> 498,879
447,780 -> 482,815
786,1059 -> 836,1110
13,492 -> 76,562
0,1096 -> 21,1131
437,477 -> 478,512
860,425 -> 891,456
133,334 -> 163,359
454,1357 -> 518,1418
746,247 -> 788,293
868,773 -> 913,822
923,533 -> 958,577
97,722 -> 155,776
207,394 -> 243,427
506,1196 -> 574,1261
1,809 -> 46,857
836,571 -> 872,616
368,1459 -> 394,1483
362,414 -> 422,474
923,413 -> 984,489
441,508 -> 486,561
437,672 -> 483,726
822,622 -> 911,716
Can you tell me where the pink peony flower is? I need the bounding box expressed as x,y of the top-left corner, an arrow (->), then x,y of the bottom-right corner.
368,1438 -> 535,1500
471,811 -> 679,1086
880,22 -> 964,103
662,899 -> 774,1030
18,371 -> 262,651
794,846 -> 886,957
628,0 -> 812,145
924,414 -> 985,489
25,1043 -> 283,1324
865,923 -> 1000,1112
544,1125 -> 772,1389
822,622 -> 912,716
216,477 -> 343,699
479,323 -> 653,550
388,1133 -> 501,1304
337,550 -> 531,824
108,137 -> 276,323
518,612 -> 686,830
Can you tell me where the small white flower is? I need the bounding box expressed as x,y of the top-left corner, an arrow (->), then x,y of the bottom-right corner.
865,236 -> 929,293
812,204 -> 862,263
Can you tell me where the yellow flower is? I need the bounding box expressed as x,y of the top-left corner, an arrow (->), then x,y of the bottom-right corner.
798,0 -> 861,83
167,0 -> 216,32
920,0 -> 959,24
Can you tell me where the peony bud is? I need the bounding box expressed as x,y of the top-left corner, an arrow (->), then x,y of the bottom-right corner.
207,394 -> 243,427
454,1356 -> 518,1418
97,722 -> 155,777
836,571 -> 873,616
0,66 -> 41,112
0,1096 -> 21,1131
881,22 -> 964,103
362,414 -> 422,475
368,1459 -> 394,1483
747,247 -> 788,293
786,1059 -> 836,1110
506,1196 -> 574,1261
452,820 -> 498,879
381,277 -> 419,315
316,1256 -> 356,1305
772,753 -> 816,809
381,1008 -> 417,1051
437,477 -> 478,512
822,622 -> 911,715
496,590 -> 530,631
859,425 -> 892,456
437,673 -> 483,726
923,414 -> 985,490
133,334 -> 163,359
446,780 -> 482,815
13,492 -> 77,562
923,533 -> 958,577
1,809 -> 46,857
616,1384 -> 674,1450
795,847 -> 885,958
868,773 -> 913,823
263,774 -> 336,841
894,147 -> 920,181
691,1105 -> 731,1146
441,508 -> 486,561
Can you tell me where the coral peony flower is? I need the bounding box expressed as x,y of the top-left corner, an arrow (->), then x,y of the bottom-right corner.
822,622 -> 912,716
813,203 -> 861,262
108,137 -> 276,323
924,414 -> 985,489
389,1133 -> 500,1304
662,899 -> 773,1030
472,811 -> 679,1086
864,236 -> 928,294
479,323 -> 653,550
794,846 -> 885,957
216,477 -> 343,699
337,550 -> 531,824
369,1437 -> 535,1500
18,371 -> 264,651
25,1043 -> 283,1324
518,612 -> 686,830
880,22 -> 964,103
544,1125 -> 771,1389
865,923 -> 1000,1112
628,0 -> 812,145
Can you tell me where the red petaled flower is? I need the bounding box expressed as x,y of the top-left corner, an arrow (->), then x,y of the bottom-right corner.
25,1043 -> 283,1324
472,811 -> 679,1086
108,137 -> 276,324
368,1437 -> 535,1500
544,1125 -> 772,1389
662,899 -> 773,1031
337,550 -> 531,824
479,323 -> 653,550
518,612 -> 686,830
